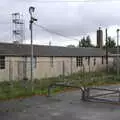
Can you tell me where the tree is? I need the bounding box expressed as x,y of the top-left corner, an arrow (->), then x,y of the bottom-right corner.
104,36 -> 116,48
66,44 -> 76,48
86,35 -> 93,47
79,35 -> 94,47
79,37 -> 86,47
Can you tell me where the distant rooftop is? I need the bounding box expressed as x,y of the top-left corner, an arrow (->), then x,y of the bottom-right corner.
108,48 -> 120,54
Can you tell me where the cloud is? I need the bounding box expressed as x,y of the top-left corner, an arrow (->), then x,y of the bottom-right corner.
1,0 -> 120,45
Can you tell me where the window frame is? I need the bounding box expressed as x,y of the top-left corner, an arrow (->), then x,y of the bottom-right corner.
76,56 -> 83,67
0,56 -> 5,69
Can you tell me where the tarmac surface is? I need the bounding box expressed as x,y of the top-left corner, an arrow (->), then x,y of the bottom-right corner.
0,85 -> 120,120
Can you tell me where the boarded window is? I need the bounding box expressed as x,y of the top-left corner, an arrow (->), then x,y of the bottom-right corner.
0,56 -> 5,69
76,57 -> 83,67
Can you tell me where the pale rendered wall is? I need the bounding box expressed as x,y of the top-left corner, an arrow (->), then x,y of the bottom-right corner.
0,56 -> 114,81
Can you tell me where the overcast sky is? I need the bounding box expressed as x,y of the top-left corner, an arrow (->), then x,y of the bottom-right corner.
1,0 -> 120,46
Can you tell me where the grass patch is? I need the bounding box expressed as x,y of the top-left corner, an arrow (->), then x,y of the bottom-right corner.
0,71 -> 120,100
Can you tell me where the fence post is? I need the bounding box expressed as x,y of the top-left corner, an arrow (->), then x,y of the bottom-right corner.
118,89 -> 120,102
17,61 -> 20,81
62,61 -> 65,78
81,87 -> 89,101
83,64 -> 85,73
9,60 -> 13,88
23,58 -> 27,79
89,64 -> 90,73
9,60 -> 11,81
9,60 -> 13,81
70,57 -> 72,75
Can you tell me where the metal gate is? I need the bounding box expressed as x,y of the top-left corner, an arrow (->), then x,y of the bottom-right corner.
85,87 -> 120,104
47,82 -> 120,104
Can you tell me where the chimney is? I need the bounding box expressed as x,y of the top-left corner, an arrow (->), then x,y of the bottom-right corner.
97,27 -> 103,48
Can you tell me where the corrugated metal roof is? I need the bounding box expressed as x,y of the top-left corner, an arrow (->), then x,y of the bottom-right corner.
0,42 -> 106,57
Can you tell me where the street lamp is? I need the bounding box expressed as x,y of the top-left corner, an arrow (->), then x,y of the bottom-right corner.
117,29 -> 120,77
29,6 -> 37,90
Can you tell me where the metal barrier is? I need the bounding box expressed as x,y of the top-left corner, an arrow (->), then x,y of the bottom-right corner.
47,83 -> 120,104
86,87 -> 120,104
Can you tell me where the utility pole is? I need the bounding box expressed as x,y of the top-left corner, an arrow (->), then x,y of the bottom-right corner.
117,29 -> 120,77
105,28 -> 108,72
29,6 -> 37,91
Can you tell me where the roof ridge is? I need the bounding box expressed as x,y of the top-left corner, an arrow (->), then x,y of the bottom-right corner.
0,42 -> 102,49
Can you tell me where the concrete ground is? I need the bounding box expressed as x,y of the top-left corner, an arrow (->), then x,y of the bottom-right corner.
0,85 -> 120,120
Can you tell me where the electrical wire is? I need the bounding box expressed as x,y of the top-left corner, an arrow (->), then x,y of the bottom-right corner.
34,23 -> 80,42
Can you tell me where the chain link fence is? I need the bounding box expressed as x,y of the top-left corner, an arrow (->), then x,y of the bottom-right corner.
0,57 -> 119,99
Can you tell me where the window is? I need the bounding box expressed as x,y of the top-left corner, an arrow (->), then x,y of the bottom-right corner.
0,56 -> 5,69
33,57 -> 37,68
76,57 -> 83,67
88,57 -> 90,65
102,56 -> 104,64
50,57 -> 53,67
93,57 -> 96,66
